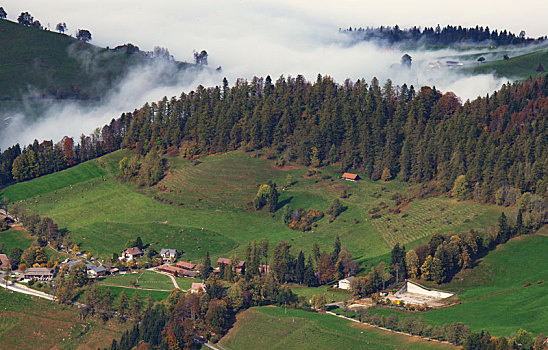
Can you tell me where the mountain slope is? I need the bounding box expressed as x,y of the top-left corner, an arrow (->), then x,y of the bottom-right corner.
0,19 -> 192,107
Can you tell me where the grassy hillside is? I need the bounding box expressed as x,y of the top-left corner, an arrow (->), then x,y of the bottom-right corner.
0,19 -> 123,102
0,227 -> 34,252
218,306 -> 457,350
0,18 -> 194,112
463,46 -> 548,79
0,150 -> 504,267
371,233 -> 548,336
0,288 -> 130,349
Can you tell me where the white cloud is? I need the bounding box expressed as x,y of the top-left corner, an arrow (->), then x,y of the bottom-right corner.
1,0 -> 542,148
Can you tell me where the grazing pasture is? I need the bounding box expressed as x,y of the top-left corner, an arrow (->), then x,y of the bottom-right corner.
0,150 -> 504,267
218,306 -> 457,350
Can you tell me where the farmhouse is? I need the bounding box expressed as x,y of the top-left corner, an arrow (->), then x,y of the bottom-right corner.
338,276 -> 355,290
341,172 -> 359,181
176,261 -> 196,270
157,264 -> 182,275
86,263 -> 107,278
217,258 -> 245,274
61,258 -> 85,271
120,247 -> 144,261
182,270 -> 199,278
61,258 -> 107,277
160,248 -> 178,262
24,267 -> 55,281
191,282 -> 206,293
0,254 -> 10,270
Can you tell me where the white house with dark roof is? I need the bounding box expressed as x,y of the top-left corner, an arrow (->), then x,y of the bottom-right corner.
86,263 -> 107,278
120,247 -> 144,262
338,276 -> 355,290
160,248 -> 178,262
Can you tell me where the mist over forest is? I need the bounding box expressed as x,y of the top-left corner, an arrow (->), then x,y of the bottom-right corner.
3,0 -> 544,149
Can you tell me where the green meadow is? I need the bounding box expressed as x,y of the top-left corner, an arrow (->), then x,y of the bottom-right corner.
466,46 -> 548,79
0,228 -> 34,252
98,270 -> 175,291
1,149 -> 504,267
218,306 -> 457,350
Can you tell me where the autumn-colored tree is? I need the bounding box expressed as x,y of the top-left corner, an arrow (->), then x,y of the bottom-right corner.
63,137 -> 75,165
310,293 -> 327,310
405,249 -> 420,278
381,167 -> 392,181
451,174 -> 470,200
205,299 -> 229,334
317,252 -> 335,284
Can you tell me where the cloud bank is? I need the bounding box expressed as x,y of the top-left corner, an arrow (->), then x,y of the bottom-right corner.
1,0 -> 540,148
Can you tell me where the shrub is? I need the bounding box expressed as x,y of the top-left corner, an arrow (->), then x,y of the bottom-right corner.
287,209 -> 324,231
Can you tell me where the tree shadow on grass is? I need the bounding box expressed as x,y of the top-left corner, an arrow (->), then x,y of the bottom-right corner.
276,196 -> 293,211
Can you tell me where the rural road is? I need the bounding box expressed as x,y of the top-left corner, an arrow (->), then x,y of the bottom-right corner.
202,341 -> 223,350
0,272 -> 54,301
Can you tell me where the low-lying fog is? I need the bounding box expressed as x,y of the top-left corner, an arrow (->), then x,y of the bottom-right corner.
1,0 -> 544,149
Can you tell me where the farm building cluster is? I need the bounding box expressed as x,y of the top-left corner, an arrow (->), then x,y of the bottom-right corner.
383,281 -> 454,308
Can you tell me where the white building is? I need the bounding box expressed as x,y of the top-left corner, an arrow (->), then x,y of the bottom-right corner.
160,248 -> 178,262
338,276 -> 355,290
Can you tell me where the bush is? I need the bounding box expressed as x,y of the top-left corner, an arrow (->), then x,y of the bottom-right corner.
287,209 -> 324,231
326,199 -> 345,218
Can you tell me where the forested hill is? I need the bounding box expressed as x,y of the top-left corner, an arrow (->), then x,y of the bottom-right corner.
342,24 -> 548,46
1,74 -> 547,212
0,18 -> 193,105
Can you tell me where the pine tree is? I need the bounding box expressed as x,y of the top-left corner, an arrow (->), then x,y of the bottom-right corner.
118,290 -> 129,322
332,235 -> 341,262
295,251 -> 305,283
202,251 -> 212,279
303,255 -> 317,287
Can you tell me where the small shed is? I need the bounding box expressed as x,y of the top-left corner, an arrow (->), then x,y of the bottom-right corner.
341,173 -> 359,181
338,276 -> 355,290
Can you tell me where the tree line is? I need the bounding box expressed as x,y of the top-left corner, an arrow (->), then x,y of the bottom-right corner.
341,24 -> 547,46
2,74 -> 547,213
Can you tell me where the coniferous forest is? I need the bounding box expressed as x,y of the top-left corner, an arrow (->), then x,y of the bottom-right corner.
1,74 -> 547,216
341,24 -> 548,46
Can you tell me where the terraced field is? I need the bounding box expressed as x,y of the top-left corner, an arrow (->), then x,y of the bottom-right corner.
369,198 -> 499,247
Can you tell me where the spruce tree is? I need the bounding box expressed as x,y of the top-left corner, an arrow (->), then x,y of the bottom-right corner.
295,251 -> 305,283
202,251 -> 212,279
